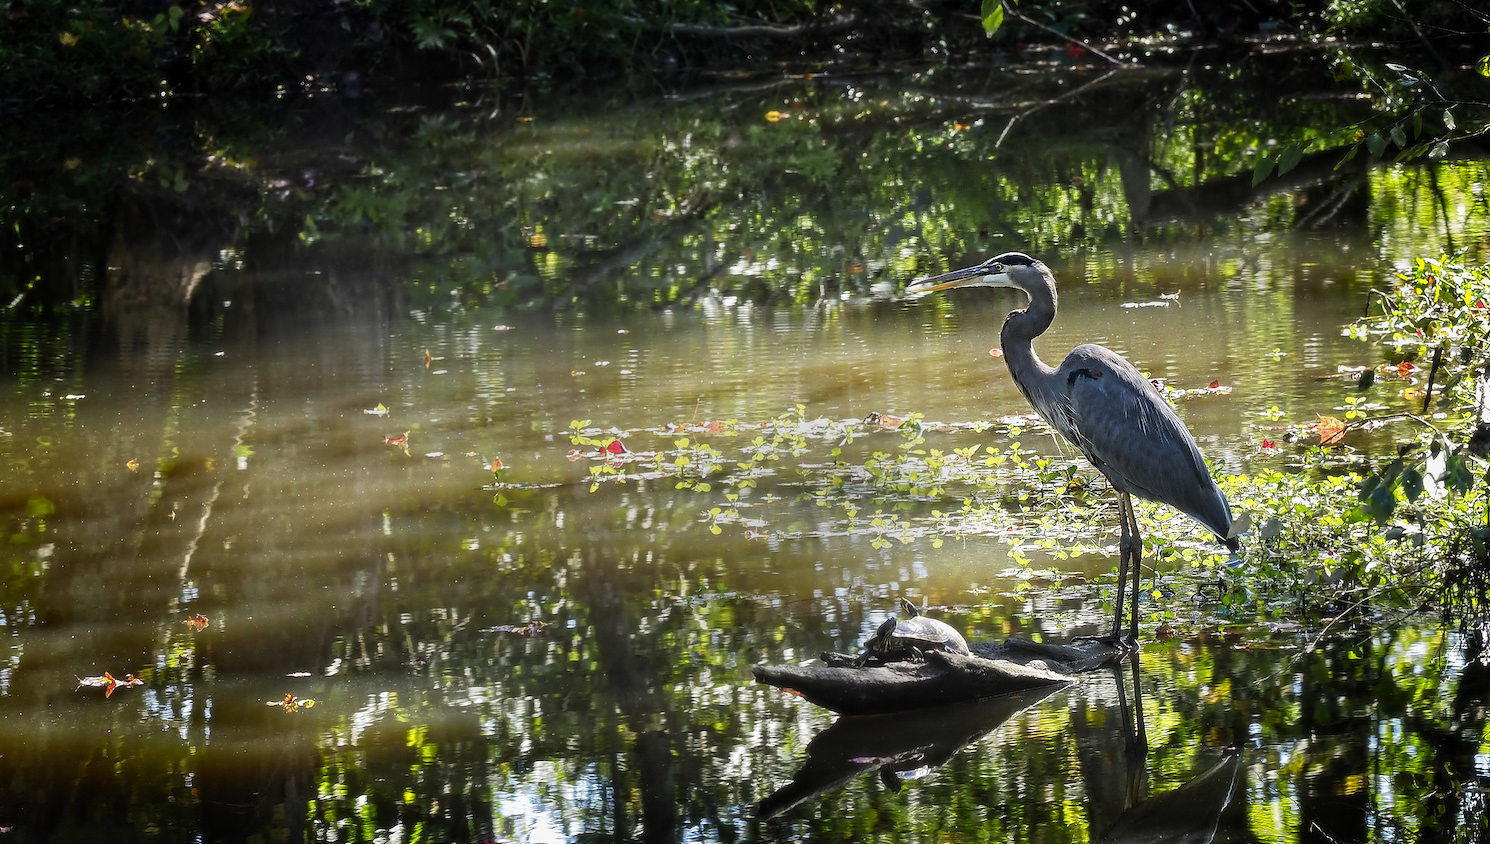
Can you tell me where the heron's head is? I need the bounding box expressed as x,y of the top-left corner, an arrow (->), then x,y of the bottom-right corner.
904,251 -> 1048,297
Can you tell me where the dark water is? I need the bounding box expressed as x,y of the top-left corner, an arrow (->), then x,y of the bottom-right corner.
3,53 -> 1490,843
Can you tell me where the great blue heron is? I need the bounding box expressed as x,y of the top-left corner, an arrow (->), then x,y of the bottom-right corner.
906,251 -> 1241,646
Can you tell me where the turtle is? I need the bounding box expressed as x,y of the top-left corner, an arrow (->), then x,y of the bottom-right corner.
853,598 -> 971,667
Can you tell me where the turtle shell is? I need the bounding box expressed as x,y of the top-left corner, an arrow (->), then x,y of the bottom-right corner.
885,615 -> 970,655
864,599 -> 970,657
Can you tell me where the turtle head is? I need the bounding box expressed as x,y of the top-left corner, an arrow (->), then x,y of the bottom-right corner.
871,616 -> 898,649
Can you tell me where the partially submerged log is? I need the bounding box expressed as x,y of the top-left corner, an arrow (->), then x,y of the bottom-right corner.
752,637 -> 1123,715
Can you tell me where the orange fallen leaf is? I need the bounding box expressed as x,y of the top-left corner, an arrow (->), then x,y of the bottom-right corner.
76,672 -> 144,698
1396,361 -> 1416,377
424,349 -> 433,367
126,459 -> 139,472
183,614 -> 209,631
489,458 -> 504,472
566,449 -> 584,462
268,693 -> 316,711
1208,379 -> 1221,389
1317,415 -> 1347,445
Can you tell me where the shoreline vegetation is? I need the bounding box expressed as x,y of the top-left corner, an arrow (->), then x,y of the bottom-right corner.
0,1 -> 1485,104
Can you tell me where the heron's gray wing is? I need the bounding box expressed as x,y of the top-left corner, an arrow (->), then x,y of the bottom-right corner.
1059,345 -> 1231,539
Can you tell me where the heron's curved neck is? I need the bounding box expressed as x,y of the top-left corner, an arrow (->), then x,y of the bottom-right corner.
1000,273 -> 1059,386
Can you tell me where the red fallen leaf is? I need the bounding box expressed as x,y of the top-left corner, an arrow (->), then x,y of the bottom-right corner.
989,347 -> 1003,357
565,449 -> 584,462
385,432 -> 409,446
1396,361 -> 1416,377
1261,438 -> 1277,451
1316,415 -> 1347,445
877,414 -> 903,428
704,420 -> 727,436
1208,379 -> 1221,389
1064,44 -> 1085,56
602,439 -> 627,455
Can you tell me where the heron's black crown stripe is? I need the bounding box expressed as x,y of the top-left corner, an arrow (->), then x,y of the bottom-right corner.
993,252 -> 1037,266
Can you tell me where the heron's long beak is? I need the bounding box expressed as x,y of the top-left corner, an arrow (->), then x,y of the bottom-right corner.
904,264 -> 1009,297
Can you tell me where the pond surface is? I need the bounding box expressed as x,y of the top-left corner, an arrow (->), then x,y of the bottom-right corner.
3,50 -> 1490,843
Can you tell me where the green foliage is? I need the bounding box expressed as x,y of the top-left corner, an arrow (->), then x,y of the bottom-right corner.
1341,255 -> 1490,627
982,0 -> 1007,36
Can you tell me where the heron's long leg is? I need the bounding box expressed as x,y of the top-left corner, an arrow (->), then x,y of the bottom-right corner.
1112,492 -> 1132,641
1124,492 -> 1143,644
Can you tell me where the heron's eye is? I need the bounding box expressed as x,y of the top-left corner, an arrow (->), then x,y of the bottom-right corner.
992,263 -> 1004,272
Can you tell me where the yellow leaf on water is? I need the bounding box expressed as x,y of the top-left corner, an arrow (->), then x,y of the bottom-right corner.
58,31 -> 79,46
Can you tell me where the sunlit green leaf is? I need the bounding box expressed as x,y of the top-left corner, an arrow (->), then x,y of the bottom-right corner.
1429,140 -> 1449,159
1389,125 -> 1406,148
1443,109 -> 1456,131
1477,55 -> 1490,77
981,0 -> 1004,36
1366,133 -> 1387,157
